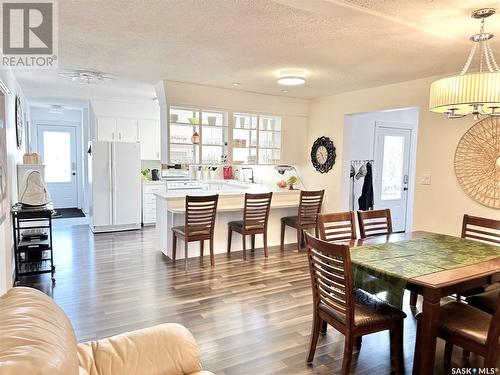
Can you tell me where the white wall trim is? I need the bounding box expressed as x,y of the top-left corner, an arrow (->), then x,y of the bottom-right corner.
31,119 -> 84,209
374,121 -> 419,233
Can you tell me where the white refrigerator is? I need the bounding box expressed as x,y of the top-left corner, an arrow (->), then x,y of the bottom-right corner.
89,141 -> 141,233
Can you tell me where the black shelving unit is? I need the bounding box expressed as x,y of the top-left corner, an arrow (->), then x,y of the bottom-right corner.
11,203 -> 55,284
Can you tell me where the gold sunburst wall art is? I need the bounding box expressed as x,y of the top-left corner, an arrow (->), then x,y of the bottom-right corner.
454,116 -> 500,209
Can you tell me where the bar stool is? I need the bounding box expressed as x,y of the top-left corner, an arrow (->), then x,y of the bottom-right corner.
280,190 -> 324,251
227,192 -> 273,260
172,194 -> 219,268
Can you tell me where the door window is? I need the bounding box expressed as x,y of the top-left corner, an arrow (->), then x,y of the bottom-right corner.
42,131 -> 72,183
380,135 -> 404,201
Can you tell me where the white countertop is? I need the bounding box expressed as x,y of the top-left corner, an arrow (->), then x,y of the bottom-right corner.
154,180 -> 299,200
142,180 -> 167,185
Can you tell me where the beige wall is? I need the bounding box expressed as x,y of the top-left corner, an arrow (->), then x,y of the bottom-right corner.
303,75 -> 499,236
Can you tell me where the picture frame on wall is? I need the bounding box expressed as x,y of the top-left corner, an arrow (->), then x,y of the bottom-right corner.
15,95 -> 23,149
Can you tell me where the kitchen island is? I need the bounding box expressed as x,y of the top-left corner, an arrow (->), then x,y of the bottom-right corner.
155,180 -> 301,260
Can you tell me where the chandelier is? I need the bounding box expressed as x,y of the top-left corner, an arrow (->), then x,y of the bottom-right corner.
429,8 -> 500,119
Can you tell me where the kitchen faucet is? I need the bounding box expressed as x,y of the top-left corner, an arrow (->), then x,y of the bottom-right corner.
241,167 -> 255,183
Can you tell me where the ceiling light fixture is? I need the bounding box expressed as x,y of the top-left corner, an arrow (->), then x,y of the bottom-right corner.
58,69 -> 115,84
232,82 -> 241,87
429,8 -> 500,119
277,69 -> 306,86
49,105 -> 64,114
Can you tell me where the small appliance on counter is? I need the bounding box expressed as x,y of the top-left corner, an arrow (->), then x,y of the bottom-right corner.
223,166 -> 233,180
151,169 -> 160,181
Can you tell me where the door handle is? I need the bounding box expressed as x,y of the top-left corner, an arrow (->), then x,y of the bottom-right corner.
403,187 -> 408,191
72,172 -> 76,176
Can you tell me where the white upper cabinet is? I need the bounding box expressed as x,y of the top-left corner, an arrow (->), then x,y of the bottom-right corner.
138,120 -> 160,160
116,118 -> 138,142
97,117 -> 117,141
96,117 -> 139,143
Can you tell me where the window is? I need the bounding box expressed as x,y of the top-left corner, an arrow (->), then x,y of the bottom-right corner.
380,135 -> 405,200
43,131 -> 72,183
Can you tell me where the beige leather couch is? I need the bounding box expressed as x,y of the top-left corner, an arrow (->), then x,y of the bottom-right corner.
0,287 -> 214,375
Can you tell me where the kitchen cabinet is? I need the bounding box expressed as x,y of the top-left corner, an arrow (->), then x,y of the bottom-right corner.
97,117 -> 117,141
116,118 -> 138,142
138,119 -> 160,160
142,182 -> 166,224
96,117 -> 138,142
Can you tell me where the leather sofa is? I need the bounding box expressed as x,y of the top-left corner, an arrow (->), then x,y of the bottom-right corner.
0,287 -> 214,375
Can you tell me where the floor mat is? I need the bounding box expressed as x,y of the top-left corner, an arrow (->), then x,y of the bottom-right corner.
52,208 -> 85,219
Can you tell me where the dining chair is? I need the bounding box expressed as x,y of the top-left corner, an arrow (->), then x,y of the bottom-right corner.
457,214 -> 500,301
357,209 -> 393,239
461,214 -> 500,245
304,232 -> 406,374
280,190 -> 324,251
317,211 -> 357,243
413,295 -> 499,373
227,192 -> 273,260
172,194 -> 219,268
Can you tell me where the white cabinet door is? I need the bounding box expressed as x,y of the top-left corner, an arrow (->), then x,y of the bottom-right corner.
116,118 -> 138,142
97,117 -> 117,141
138,119 -> 160,160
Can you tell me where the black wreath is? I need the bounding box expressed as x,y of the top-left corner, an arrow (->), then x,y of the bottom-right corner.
310,136 -> 336,173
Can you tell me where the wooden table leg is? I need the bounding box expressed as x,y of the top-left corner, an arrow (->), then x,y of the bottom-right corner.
414,291 -> 440,374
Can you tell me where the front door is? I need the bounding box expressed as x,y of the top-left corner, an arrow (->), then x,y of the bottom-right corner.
37,125 -> 78,208
374,124 -> 412,232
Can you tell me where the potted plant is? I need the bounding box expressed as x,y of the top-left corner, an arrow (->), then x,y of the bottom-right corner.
287,176 -> 297,190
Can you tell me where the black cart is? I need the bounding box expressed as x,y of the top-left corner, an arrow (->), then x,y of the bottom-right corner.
11,203 -> 55,284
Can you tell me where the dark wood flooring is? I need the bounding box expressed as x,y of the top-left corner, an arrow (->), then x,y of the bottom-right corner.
21,225 -> 487,374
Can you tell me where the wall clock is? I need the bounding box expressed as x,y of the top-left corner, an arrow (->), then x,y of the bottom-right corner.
311,136 -> 336,173
454,116 -> 500,209
15,95 -> 23,149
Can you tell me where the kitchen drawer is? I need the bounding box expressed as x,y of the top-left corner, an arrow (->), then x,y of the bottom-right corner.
143,212 -> 156,223
143,184 -> 165,194
142,203 -> 156,213
142,194 -> 157,205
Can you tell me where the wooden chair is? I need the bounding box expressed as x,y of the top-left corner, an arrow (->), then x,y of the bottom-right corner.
357,209 -> 393,239
304,232 -> 406,374
413,295 -> 500,373
457,215 -> 500,301
172,194 -> 219,268
461,214 -> 500,245
280,190 -> 324,251
317,211 -> 356,243
227,192 -> 273,260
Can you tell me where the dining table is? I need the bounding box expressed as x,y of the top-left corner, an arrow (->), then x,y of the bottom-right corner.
347,231 -> 500,375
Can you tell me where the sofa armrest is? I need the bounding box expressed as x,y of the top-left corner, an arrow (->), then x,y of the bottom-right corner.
77,323 -> 205,375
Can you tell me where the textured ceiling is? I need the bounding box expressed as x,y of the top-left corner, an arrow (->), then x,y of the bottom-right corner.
14,0 -> 500,101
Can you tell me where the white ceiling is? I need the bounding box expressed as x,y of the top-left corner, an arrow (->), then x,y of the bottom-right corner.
14,0 -> 500,102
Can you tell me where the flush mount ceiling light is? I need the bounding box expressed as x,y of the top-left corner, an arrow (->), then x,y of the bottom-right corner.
429,8 -> 500,119
49,105 -> 64,114
277,69 -> 306,86
58,69 -> 115,84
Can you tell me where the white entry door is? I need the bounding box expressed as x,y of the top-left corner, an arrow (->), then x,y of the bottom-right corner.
37,125 -> 78,208
374,125 -> 412,232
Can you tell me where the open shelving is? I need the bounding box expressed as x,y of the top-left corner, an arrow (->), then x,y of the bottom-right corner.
168,106 -> 281,165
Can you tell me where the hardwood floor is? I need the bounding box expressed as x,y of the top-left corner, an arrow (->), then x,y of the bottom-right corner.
21,224 -> 486,374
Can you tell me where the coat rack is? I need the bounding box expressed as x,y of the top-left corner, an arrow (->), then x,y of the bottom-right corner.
350,159 -> 374,211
